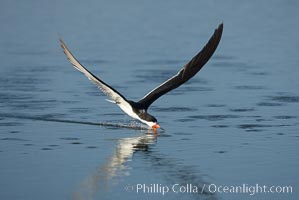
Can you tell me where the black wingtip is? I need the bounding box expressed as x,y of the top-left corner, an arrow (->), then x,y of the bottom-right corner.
58,37 -> 66,49
216,23 -> 224,36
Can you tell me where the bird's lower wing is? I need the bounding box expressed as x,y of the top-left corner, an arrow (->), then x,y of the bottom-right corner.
138,23 -> 223,109
59,38 -> 128,104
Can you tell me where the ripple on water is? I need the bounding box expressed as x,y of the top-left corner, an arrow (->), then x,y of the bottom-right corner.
1,137 -> 29,142
237,123 -> 290,132
166,86 -> 213,95
48,144 -> 60,147
102,113 -> 124,116
274,116 -> 297,119
250,72 -> 268,76
238,124 -> 272,129
268,95 -> 299,103
0,72 -> 49,92
214,150 -> 228,154
3,97 -> 58,110
60,138 -> 82,145
213,54 -> 235,61
211,61 -> 250,70
70,141 -> 83,145
173,132 -> 193,136
211,125 -> 229,128
0,92 -> 33,102
60,137 -> 80,141
35,113 -> 67,119
257,102 -> 283,107
189,114 -> 240,121
41,147 -> 53,151
175,118 -> 196,122
229,108 -> 255,112
205,104 -> 226,108
235,85 -> 266,90
257,94 -> 299,107
24,144 -> 34,146
0,122 -> 23,126
276,133 -> 285,136
69,107 -> 90,113
152,106 -> 198,112
137,59 -> 185,66
86,146 -> 98,149
9,131 -> 20,134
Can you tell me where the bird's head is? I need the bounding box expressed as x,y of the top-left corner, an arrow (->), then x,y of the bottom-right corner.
144,115 -> 160,130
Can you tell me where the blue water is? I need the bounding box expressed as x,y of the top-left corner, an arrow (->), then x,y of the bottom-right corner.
0,1 -> 298,200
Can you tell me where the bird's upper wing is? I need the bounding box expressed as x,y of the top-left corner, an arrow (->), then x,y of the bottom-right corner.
59,38 -> 128,104
138,23 -> 223,109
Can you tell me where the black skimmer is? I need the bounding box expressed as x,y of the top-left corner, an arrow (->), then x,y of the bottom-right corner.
59,23 -> 223,130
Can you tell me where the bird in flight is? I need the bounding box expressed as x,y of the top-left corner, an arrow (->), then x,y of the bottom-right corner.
60,23 -> 223,130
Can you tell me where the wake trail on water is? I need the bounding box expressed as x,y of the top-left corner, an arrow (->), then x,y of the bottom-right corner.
0,113 -> 150,130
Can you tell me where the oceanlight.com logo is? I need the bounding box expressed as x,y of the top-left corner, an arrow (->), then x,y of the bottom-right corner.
124,183 -> 293,196
207,183 -> 293,196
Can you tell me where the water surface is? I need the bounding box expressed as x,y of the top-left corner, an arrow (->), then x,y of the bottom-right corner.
0,0 -> 298,200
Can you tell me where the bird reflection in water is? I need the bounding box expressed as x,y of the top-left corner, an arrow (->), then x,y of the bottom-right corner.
71,131 -> 156,200
72,131 -> 216,200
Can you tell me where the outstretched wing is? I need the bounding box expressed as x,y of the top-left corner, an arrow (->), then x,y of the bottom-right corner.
138,23 -> 223,109
59,38 -> 128,104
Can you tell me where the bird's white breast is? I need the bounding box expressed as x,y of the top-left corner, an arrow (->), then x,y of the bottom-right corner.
117,101 -> 151,127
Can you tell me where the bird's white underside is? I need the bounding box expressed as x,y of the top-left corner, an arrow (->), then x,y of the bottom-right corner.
117,101 -> 155,127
